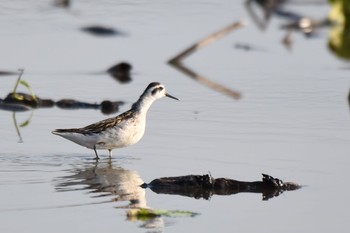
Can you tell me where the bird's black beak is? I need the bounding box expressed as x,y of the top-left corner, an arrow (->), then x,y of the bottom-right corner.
166,93 -> 180,101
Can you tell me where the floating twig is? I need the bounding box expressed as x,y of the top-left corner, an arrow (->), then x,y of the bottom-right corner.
12,69 -> 24,97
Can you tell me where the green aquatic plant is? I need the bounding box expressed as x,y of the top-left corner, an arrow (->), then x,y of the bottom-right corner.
12,68 -> 37,101
12,110 -> 34,143
328,0 -> 350,60
127,208 -> 198,221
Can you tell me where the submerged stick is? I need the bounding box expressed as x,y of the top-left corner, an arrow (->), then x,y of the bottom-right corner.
12,112 -> 23,143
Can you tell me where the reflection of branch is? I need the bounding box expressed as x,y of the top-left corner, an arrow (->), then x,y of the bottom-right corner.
169,62 -> 242,99
168,21 -> 245,99
245,0 -> 269,31
12,110 -> 34,143
12,112 -> 23,143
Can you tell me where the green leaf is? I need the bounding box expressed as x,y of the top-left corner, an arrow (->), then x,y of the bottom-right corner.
19,80 -> 37,101
13,93 -> 24,100
19,119 -> 30,127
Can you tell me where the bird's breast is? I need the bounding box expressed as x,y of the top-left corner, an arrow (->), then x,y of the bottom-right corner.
104,114 -> 146,148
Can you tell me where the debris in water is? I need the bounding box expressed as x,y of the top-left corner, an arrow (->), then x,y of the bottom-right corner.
142,173 -> 301,201
81,25 -> 125,36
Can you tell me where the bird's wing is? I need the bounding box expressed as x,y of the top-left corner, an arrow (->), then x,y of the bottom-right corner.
81,110 -> 135,134
53,110 -> 135,135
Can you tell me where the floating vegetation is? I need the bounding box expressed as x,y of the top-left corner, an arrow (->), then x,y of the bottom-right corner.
0,69 -> 40,111
12,69 -> 36,102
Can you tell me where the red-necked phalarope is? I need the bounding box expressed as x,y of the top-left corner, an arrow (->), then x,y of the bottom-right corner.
52,82 -> 179,159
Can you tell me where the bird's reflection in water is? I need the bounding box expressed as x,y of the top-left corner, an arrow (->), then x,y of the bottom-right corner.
55,159 -> 164,229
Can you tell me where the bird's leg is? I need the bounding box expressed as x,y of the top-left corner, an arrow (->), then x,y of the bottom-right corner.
93,145 -> 100,160
108,149 -> 112,158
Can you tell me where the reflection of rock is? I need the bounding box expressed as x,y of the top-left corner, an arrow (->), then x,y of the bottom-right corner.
107,62 -> 132,84
143,173 -> 301,201
56,161 -> 147,208
0,99 -> 32,112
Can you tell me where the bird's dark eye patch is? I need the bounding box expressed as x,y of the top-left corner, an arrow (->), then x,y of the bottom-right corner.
151,87 -> 164,95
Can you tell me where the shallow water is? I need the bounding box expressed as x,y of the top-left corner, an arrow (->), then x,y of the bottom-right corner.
1,1 -> 350,232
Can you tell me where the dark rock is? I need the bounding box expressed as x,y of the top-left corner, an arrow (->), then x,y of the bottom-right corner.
53,0 -> 70,8
107,62 -> 132,83
100,100 -> 124,115
56,99 -> 99,109
81,26 -> 124,36
0,71 -> 18,76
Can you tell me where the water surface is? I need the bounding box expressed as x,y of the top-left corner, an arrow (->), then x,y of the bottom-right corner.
0,1 -> 349,233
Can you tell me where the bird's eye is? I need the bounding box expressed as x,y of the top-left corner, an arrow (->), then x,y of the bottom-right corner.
151,87 -> 163,95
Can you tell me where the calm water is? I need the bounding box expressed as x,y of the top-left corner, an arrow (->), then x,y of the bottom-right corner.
1,1 -> 349,232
